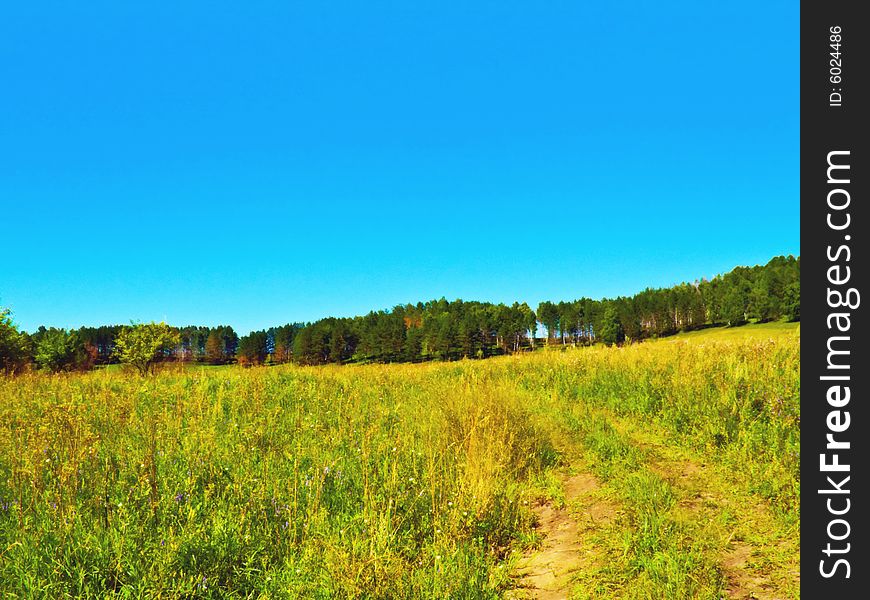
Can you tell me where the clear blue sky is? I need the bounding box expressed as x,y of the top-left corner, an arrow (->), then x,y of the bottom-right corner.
1,1 -> 798,335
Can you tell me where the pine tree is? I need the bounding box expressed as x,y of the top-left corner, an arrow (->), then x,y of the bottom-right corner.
205,330 -> 225,364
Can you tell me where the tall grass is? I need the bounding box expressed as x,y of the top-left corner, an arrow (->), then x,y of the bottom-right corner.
0,365 -> 556,597
511,338 -> 800,521
0,332 -> 799,598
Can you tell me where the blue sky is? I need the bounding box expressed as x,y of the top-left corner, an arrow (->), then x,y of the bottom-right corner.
1,1 -> 798,335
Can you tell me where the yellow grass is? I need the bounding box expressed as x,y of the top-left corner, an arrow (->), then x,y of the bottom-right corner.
0,328 -> 799,598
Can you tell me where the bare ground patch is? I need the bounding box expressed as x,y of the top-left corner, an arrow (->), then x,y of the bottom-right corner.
508,472 -> 619,600
721,543 -> 777,600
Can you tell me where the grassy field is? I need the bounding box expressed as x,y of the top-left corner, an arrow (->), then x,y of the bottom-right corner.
670,320 -> 799,341
0,323 -> 799,598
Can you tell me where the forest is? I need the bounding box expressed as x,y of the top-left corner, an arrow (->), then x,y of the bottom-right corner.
1,255 -> 798,374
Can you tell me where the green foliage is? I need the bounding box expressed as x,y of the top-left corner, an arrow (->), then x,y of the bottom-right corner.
6,254 -> 801,372
598,305 -> 623,346
34,328 -> 80,372
720,285 -> 747,327
201,326 -> 238,365
0,307 -> 32,375
537,301 -> 559,343
114,322 -> 181,375
75,324 -> 124,364
204,329 -> 224,364
292,322 -> 328,365
271,323 -> 302,363
783,281 -> 800,321
236,330 -> 268,366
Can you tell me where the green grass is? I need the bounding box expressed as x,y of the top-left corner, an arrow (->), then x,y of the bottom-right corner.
0,332 -> 800,598
669,320 -> 799,342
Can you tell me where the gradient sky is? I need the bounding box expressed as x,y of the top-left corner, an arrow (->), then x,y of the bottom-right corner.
1,1 -> 799,335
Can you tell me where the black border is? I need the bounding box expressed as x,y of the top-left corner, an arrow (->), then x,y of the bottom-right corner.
801,1 -> 867,595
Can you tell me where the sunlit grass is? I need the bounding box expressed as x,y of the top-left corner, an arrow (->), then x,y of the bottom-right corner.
669,320 -> 799,342
0,329 -> 799,598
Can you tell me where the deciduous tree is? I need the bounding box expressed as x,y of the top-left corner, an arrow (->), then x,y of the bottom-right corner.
114,322 -> 180,375
34,328 -> 80,372
1,307 -> 32,375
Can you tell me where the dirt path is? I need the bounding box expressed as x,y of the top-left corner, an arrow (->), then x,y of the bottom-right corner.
507,405 -> 798,599
508,471 -> 618,599
614,420 -> 800,600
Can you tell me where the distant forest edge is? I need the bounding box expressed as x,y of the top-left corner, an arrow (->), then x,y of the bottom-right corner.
1,255 -> 799,374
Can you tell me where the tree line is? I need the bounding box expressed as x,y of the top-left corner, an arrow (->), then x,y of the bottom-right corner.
1,254 -> 799,374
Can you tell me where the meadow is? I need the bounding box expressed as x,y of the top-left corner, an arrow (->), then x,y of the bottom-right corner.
0,323 -> 800,599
